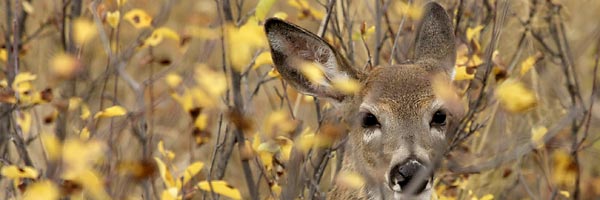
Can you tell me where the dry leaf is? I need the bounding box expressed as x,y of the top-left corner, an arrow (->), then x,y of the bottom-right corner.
530,126 -> 547,149
1,165 -> 38,179
23,180 -> 59,200
300,62 -> 325,84
495,80 -> 537,113
94,105 -> 127,118
197,181 -> 242,200
51,53 -> 80,79
332,77 -> 361,94
124,9 -> 153,29
252,51 -> 273,70
73,18 -> 97,45
255,0 -> 277,20
106,11 -> 121,28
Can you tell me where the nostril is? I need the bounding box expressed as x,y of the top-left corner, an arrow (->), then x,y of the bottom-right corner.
389,160 -> 430,194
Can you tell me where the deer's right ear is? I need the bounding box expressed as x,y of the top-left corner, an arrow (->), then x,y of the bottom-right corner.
265,18 -> 362,101
413,2 -> 456,77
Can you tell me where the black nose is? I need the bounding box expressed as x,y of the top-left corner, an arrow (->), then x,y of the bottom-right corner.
389,160 -> 430,194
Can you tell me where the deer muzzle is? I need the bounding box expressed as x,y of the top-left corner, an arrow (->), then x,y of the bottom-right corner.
388,159 -> 432,194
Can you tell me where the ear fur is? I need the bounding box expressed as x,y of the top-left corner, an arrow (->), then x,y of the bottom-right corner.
264,18 -> 362,101
413,2 -> 456,76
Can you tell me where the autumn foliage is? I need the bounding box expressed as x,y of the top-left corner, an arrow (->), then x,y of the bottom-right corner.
0,0 -> 598,199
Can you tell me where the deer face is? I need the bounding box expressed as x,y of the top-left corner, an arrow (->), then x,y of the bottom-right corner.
265,2 -> 458,199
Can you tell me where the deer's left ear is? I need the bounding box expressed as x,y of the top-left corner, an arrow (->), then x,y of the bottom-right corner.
265,18 -> 363,101
413,2 -> 456,77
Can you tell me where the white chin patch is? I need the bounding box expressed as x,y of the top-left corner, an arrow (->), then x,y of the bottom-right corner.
362,129 -> 382,143
392,181 -> 433,200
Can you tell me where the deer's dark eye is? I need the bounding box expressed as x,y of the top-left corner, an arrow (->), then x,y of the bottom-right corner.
361,112 -> 380,128
430,110 -> 447,127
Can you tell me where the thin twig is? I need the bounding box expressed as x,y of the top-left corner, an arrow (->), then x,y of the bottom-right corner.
389,0 -> 412,65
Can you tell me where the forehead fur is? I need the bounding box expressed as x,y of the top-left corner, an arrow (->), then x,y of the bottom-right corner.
360,65 -> 435,117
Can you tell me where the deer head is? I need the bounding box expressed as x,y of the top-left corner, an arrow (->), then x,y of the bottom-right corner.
265,2 -> 459,199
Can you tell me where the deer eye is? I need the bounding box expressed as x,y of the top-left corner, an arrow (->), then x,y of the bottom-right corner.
361,112 -> 380,128
430,110 -> 447,127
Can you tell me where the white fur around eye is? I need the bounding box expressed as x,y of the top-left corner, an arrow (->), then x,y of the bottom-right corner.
362,129 -> 382,143
430,127 -> 445,140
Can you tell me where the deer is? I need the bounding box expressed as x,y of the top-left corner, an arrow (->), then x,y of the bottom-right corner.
264,2 -> 460,199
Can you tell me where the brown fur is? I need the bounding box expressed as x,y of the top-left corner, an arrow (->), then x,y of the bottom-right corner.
265,2 -> 458,199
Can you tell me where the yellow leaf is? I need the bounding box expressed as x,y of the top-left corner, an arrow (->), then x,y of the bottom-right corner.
180,161 -> 204,187
62,139 -> 105,175
12,72 -> 36,93
1,165 -> 38,179
268,68 -> 281,78
197,181 -> 242,200
165,73 -> 182,89
161,187 -> 179,200
16,111 -> 32,137
264,110 -> 297,137
73,18 -> 97,45
287,0 -> 324,20
145,27 -> 180,46
154,157 -> 176,188
117,0 -> 127,7
22,1 -> 34,14
158,140 -> 176,161
124,9 -> 153,29
495,80 -> 537,113
94,105 -> 127,118
51,53 -> 79,79
194,114 -> 208,130
63,169 -> 110,200
271,183 -> 282,197
170,91 -> 194,111
80,127 -> 90,140
456,54 -> 483,68
258,142 -> 278,170
226,18 -> 267,71
0,48 -> 7,62
519,55 -> 537,76
332,78 -> 361,94
336,171 -> 365,189
531,126 -> 547,149
559,190 -> 570,198
275,136 -> 293,161
69,97 -> 83,111
41,133 -> 61,161
107,11 -> 121,28
454,66 -> 474,80
466,25 -> 484,42
80,104 -> 91,119
23,180 -> 59,200
252,52 -> 273,70
300,62 -> 325,84
195,65 -> 227,96
158,27 -> 180,41
480,194 -> 494,200
255,0 -> 277,20
552,150 -> 576,186
273,12 -> 288,20
295,127 -> 315,153
395,1 -> 422,19
252,133 -> 261,151
365,26 -> 376,36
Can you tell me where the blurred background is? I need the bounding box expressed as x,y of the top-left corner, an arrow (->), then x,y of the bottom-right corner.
0,0 -> 598,199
